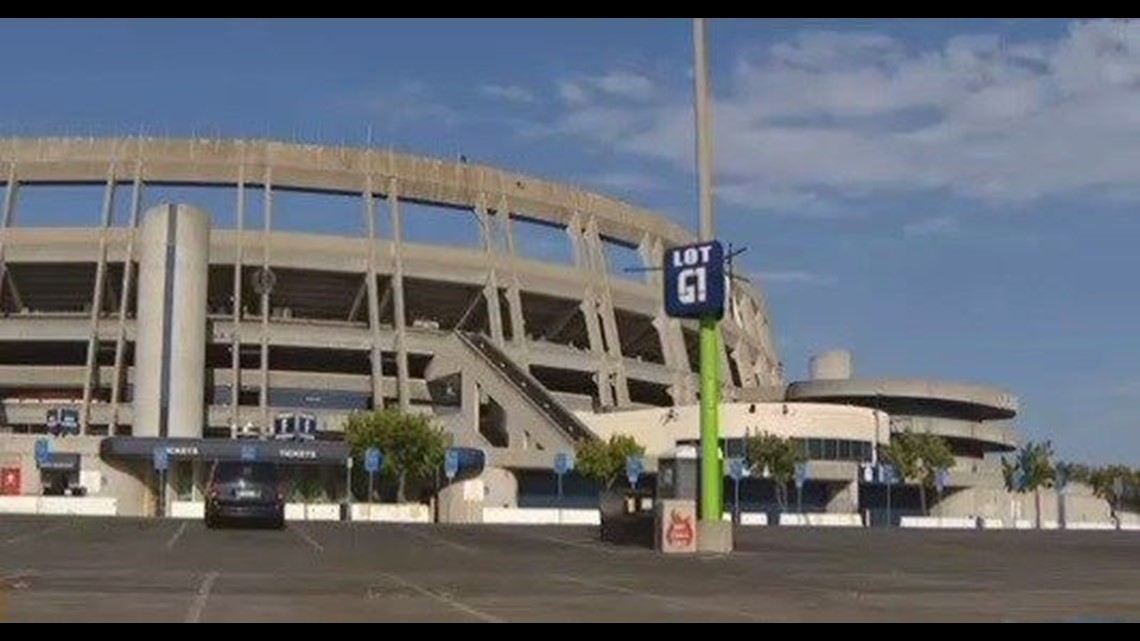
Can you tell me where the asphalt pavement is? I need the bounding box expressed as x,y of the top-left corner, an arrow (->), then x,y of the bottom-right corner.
1,516 -> 1137,622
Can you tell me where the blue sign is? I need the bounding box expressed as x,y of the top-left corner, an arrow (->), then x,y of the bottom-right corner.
298,414 -> 318,441
935,469 -> 950,494
794,462 -> 809,489
625,457 -> 644,488
153,447 -> 169,473
880,464 -> 897,486
365,448 -> 383,475
34,438 -> 51,467
444,449 -> 460,481
46,409 -> 61,437
664,241 -> 725,320
554,452 -> 574,477
60,409 -> 80,436
729,458 -> 748,482
240,444 -> 258,462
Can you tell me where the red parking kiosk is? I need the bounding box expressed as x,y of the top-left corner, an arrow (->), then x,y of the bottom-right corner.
1,467 -> 20,495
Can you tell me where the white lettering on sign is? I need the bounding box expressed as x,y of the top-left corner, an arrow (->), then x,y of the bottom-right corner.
166,447 -> 200,457
677,268 -> 708,305
671,244 -> 714,269
280,449 -> 318,460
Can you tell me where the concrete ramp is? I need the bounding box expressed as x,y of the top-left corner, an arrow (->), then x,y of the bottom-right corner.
428,333 -> 597,469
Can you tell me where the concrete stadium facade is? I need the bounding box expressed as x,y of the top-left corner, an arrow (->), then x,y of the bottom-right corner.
0,137 -> 783,516
0,137 -> 1109,527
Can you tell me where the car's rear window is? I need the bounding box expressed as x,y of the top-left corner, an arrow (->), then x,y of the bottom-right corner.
212,462 -> 279,484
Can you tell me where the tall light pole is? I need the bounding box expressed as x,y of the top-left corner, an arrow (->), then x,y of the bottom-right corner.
693,17 -> 723,526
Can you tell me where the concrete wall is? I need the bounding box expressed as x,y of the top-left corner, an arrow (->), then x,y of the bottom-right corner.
578,402 -> 888,458
482,467 -> 518,509
936,484 -> 1114,526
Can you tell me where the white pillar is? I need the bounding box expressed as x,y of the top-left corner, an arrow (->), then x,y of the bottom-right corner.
133,204 -> 210,439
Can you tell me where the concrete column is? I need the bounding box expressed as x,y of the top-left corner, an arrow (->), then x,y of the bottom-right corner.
639,234 -> 692,405
565,213 -> 586,268
584,217 -> 629,406
460,372 -> 479,435
718,326 -> 734,400
259,175 -> 272,429
731,337 -> 756,389
230,168 -> 245,429
436,479 -> 485,524
483,281 -> 505,345
497,196 -> 527,349
388,178 -> 410,412
581,297 -> 612,407
80,168 -> 117,434
110,168 -> 143,435
364,181 -> 385,410
0,164 -> 15,300
827,480 -> 860,514
133,205 -> 210,439
474,198 -> 506,346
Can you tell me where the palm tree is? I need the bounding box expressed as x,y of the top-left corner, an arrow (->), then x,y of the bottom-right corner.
1005,441 -> 1055,529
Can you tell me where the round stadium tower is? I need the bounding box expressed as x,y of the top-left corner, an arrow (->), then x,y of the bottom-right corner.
0,137 -> 783,516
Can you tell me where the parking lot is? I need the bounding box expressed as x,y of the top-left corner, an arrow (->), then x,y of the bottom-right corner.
1,516 -> 1138,622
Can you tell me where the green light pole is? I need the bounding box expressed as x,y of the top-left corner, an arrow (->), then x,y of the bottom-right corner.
693,17 -> 722,523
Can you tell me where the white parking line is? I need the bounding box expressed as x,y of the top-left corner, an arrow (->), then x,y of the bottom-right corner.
396,525 -> 474,555
0,570 -> 32,585
2,522 -> 70,545
555,574 -> 764,622
289,524 -> 325,552
166,522 -> 188,551
381,572 -> 503,623
185,571 -> 219,624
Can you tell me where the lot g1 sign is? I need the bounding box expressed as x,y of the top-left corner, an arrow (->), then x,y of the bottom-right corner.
665,241 -> 725,320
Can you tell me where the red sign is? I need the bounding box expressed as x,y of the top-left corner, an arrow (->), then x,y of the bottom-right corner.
666,510 -> 695,548
0,467 -> 20,496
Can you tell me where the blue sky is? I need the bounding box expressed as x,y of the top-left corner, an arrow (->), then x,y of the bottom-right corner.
1,18 -> 1138,465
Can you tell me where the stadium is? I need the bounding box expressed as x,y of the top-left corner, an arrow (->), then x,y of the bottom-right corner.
0,137 -> 1113,526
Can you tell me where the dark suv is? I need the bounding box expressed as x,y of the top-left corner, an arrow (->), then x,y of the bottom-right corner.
205,461 -> 286,530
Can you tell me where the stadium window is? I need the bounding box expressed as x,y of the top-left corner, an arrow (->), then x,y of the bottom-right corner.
808,439 -> 824,460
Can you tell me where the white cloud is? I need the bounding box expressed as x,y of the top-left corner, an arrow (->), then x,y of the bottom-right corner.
588,171 -> 666,192
360,81 -> 460,129
558,71 -> 656,105
904,215 -> 959,237
538,20 -> 1140,213
558,80 -> 590,105
754,271 -> 835,286
479,84 -> 536,104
